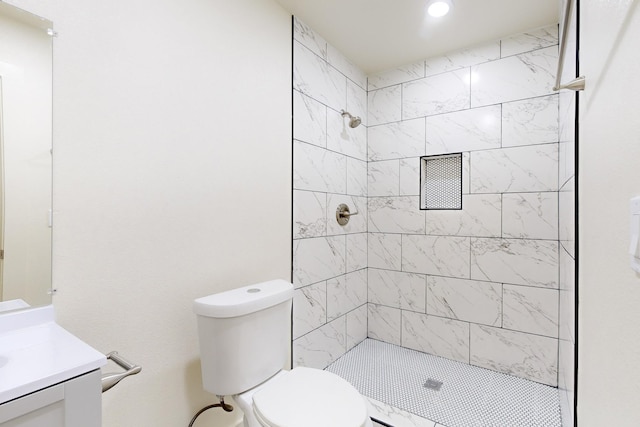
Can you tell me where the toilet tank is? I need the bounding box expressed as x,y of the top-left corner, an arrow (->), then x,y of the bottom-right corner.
193,280 -> 293,396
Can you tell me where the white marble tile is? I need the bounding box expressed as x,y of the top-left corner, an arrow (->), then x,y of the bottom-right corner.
327,194 -> 367,236
558,341 -> 571,391
425,41 -> 500,76
470,144 -> 559,193
502,192 -> 559,240
559,328 -> 575,388
403,68 -> 471,119
369,233 -> 402,270
502,95 -> 559,147
328,44 -> 368,90
347,157 -> 367,197
366,397 -> 437,427
425,105 -> 501,155
368,303 -> 401,345
368,268 -> 426,312
427,276 -> 502,326
368,61 -> 425,90
471,46 -> 557,107
346,78 -> 368,124
559,139 -> 575,190
501,25 -> 559,57
503,284 -> 559,338
402,235 -> 470,278
346,303 -> 368,350
425,193 -> 501,237
293,17 -> 327,60
293,190 -> 327,239
402,311 -> 470,363
293,90 -> 327,148
559,187 -> 575,255
327,107 -> 367,161
558,347 -> 575,427
293,316 -> 346,369
399,158 -> 420,196
368,85 -> 402,126
559,89 -> 576,145
293,282 -> 327,339
559,267 -> 575,351
559,243 -> 576,296
294,140 -> 347,193
462,152 -> 470,194
369,196 -> 426,234
327,270 -> 367,321
470,238 -> 559,288
293,41 -> 346,112
368,118 -> 426,161
559,286 -> 575,344
346,233 -> 368,272
368,160 -> 400,197
470,324 -> 558,386
293,235 -> 346,287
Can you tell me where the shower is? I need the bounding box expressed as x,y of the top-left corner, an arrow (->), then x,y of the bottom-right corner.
292,8 -> 575,426
341,110 -> 361,128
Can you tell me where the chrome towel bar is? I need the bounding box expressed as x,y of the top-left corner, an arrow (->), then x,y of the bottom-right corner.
101,351 -> 142,393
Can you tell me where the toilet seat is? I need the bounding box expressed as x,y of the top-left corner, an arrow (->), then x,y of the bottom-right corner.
252,367 -> 369,427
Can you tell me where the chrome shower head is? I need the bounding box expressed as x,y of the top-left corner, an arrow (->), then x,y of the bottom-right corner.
341,110 -> 362,128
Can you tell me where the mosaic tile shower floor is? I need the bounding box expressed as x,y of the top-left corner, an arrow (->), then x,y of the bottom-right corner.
326,339 -> 561,427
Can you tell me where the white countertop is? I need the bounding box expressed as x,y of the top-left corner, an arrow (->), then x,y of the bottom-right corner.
0,305 -> 107,404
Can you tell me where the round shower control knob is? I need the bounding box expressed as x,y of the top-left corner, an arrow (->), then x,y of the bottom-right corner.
336,203 -> 358,226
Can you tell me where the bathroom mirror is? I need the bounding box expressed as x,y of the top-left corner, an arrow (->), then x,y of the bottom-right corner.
0,2 -> 53,310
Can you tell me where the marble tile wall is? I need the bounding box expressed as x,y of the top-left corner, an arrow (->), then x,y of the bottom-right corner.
292,16 -> 573,395
292,17 -> 369,368
366,24 -> 561,387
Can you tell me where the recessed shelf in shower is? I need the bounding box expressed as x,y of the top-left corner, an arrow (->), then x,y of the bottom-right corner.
420,153 -> 462,210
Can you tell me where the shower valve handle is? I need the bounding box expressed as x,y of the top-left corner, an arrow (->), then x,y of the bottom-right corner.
336,204 -> 357,226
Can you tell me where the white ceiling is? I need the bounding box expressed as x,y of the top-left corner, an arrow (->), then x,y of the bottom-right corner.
273,0 -> 559,75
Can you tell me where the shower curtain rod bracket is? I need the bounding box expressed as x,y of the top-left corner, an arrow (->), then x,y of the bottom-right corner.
553,76 -> 586,92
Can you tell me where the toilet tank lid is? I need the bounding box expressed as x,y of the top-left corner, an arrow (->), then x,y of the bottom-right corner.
193,280 -> 294,318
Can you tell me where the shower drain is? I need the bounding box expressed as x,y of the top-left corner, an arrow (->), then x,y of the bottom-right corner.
424,378 -> 443,391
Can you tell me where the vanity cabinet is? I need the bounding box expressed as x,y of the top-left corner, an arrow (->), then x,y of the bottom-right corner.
0,369 -> 101,427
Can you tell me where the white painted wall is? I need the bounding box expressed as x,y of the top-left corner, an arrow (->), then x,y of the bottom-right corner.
7,0 -> 292,426
579,0 -> 640,425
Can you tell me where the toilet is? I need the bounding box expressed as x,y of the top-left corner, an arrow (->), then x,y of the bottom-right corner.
193,279 -> 373,427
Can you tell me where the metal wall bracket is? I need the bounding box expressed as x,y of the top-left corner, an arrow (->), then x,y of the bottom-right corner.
102,351 -> 142,393
554,76 -> 586,92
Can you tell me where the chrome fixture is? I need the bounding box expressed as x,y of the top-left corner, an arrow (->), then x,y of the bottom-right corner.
336,203 -> 359,226
341,110 -> 362,128
553,0 -> 585,92
101,351 -> 142,393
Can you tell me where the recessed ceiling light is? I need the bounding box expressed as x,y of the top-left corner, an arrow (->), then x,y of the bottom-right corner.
427,0 -> 453,18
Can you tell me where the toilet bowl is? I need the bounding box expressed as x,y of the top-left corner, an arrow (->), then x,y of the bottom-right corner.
234,367 -> 372,427
193,280 -> 373,427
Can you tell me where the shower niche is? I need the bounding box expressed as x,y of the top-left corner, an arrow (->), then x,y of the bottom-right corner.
420,153 -> 462,210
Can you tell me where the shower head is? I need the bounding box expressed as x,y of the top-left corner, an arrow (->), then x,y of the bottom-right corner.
341,110 -> 362,128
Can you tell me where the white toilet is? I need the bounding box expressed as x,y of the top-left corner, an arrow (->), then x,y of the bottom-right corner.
193,279 -> 373,427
